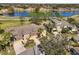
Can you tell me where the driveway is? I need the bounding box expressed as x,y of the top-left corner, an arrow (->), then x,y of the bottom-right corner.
29,35 -> 42,55
13,40 -> 26,55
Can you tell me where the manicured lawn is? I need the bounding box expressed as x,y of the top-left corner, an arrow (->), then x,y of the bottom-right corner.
29,12 -> 52,17
0,20 -> 30,29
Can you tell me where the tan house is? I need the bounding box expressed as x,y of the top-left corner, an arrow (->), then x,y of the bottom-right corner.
1,9 -> 8,13
25,7 -> 35,12
39,7 -> 52,13
14,7 -> 24,12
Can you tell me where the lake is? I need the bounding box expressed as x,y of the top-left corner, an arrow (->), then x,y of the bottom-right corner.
52,12 -> 79,17
14,11 -> 30,17
3,11 -> 30,17
3,11 -> 79,17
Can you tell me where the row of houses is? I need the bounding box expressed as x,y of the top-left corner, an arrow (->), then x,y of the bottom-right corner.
52,8 -> 79,12
0,5 -> 79,16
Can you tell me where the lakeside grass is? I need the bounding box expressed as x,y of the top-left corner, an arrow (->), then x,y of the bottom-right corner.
71,15 -> 79,23
0,19 -> 31,29
0,16 -> 32,29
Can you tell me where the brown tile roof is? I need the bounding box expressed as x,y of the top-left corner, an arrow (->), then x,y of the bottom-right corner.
6,24 -> 39,39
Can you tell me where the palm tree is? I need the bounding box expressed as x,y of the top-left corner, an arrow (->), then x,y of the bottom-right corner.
37,28 -> 43,37
43,21 -> 55,33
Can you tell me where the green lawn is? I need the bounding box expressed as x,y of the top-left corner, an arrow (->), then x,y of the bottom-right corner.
29,12 -> 52,17
0,45 -> 15,55
0,20 -> 30,29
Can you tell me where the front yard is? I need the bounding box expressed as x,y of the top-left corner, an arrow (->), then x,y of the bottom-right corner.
0,46 -> 15,55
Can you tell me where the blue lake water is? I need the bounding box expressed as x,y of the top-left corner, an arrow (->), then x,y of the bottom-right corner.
60,12 -> 79,17
3,11 -> 30,17
3,11 -> 79,17
52,12 -> 79,17
14,11 -> 30,17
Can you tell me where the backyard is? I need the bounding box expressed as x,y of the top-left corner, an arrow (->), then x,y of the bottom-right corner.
0,17 -> 31,55
0,20 -> 30,29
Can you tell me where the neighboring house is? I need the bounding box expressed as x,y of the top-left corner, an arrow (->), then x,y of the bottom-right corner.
39,7 -> 52,13
14,7 -> 24,12
57,8 -> 79,12
1,9 -> 9,16
71,8 -> 79,11
25,7 -> 35,12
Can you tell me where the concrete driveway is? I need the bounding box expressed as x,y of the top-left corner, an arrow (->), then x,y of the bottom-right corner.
13,40 -> 26,55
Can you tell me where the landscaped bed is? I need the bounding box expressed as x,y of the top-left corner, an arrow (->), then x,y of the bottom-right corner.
0,32 -> 15,55
24,40 -> 35,48
0,46 -> 15,55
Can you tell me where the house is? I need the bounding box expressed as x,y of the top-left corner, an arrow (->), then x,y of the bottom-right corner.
25,7 -> 35,12
5,24 -> 39,40
1,9 -> 9,16
14,7 -> 24,12
39,7 -> 52,13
